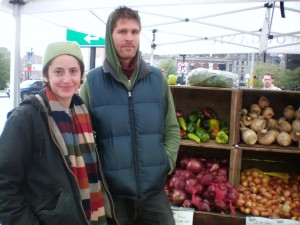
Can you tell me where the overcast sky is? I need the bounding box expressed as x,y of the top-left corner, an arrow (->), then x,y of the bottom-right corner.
0,12 -> 66,57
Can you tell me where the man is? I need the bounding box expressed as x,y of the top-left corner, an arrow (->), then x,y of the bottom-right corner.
262,73 -> 281,90
80,6 -> 180,225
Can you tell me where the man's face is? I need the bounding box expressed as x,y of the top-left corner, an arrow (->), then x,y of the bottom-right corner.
112,18 -> 140,64
262,75 -> 273,88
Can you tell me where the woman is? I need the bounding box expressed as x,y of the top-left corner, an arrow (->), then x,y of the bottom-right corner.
0,41 -> 117,225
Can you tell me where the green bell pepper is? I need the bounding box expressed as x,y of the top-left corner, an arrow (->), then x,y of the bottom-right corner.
195,128 -> 210,142
215,131 -> 229,144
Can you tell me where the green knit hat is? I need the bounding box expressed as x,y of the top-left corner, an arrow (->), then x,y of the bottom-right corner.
42,41 -> 84,74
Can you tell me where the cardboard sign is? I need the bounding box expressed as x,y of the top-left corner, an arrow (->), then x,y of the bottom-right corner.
172,206 -> 194,225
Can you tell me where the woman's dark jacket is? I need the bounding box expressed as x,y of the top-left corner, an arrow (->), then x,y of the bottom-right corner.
0,91 -> 115,225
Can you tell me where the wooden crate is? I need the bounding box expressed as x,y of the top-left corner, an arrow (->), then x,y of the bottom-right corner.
171,86 -> 240,145
177,146 -> 240,186
193,211 -> 245,225
237,88 -> 300,151
175,146 -> 246,225
170,86 -> 300,224
241,150 -> 300,174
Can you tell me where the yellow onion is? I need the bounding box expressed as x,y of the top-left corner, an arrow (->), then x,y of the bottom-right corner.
277,131 -> 292,147
262,107 -> 275,120
292,118 -> 300,132
248,112 -> 259,120
266,118 -> 278,130
240,122 -> 258,145
290,130 -> 300,142
258,95 -> 270,109
241,115 -> 252,127
241,108 -> 248,116
250,116 -> 266,133
250,104 -> 262,115
283,105 -> 295,121
257,129 -> 276,145
295,109 -> 300,119
277,120 -> 292,133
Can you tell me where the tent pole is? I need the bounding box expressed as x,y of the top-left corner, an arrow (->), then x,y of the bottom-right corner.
10,3 -> 22,109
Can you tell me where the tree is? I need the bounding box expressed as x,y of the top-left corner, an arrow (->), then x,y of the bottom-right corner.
0,47 -> 10,90
157,57 -> 177,78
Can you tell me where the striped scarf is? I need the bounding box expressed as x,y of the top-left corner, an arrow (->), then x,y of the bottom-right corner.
45,87 -> 107,225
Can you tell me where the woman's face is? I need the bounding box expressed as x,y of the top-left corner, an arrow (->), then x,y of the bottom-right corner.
46,55 -> 81,108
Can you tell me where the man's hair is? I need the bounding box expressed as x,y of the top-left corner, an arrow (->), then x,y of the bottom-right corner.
110,6 -> 141,33
263,73 -> 275,80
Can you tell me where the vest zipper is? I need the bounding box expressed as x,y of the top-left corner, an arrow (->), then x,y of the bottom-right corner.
128,79 -> 141,198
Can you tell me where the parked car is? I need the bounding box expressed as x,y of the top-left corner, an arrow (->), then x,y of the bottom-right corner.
6,79 -> 43,100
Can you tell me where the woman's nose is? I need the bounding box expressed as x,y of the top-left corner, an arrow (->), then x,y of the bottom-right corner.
63,73 -> 72,82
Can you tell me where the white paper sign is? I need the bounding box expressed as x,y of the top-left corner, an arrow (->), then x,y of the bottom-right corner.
172,206 -> 194,225
246,216 -> 300,225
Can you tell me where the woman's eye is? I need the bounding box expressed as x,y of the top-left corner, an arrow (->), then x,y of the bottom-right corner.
54,70 -> 62,75
70,69 -> 78,74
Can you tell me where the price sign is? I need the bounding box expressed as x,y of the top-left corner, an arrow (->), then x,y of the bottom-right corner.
246,216 -> 300,225
172,206 -> 194,225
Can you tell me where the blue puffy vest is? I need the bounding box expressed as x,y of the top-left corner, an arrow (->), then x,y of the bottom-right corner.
87,66 -> 170,200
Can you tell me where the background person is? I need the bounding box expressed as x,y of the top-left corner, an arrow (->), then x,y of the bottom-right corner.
262,73 -> 281,90
80,6 -> 180,225
0,41 -> 115,225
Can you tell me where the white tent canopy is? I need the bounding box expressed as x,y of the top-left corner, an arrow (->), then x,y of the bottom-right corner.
1,0 -> 300,55
0,0 -> 300,108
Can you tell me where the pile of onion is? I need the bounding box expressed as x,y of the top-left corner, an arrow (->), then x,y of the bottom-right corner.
165,155 -> 238,215
240,96 -> 300,149
236,169 -> 300,220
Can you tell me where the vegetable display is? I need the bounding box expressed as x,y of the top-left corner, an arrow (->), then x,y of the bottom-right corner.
240,95 -> 300,149
236,169 -> 300,220
187,68 -> 238,88
165,155 -> 238,215
176,108 -> 229,144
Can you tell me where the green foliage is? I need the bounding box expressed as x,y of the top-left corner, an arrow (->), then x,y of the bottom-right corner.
157,58 -> 177,78
0,47 -> 10,90
252,61 -> 300,90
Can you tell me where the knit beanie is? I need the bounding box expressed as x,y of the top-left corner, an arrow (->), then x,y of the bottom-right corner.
42,41 -> 84,74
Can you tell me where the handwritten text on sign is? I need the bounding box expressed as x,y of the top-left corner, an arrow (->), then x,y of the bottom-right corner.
172,207 -> 194,225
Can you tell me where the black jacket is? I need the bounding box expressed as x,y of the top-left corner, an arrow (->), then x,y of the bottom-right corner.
0,91 -> 116,225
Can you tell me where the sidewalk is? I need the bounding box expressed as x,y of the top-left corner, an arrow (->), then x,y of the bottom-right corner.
0,89 -> 8,98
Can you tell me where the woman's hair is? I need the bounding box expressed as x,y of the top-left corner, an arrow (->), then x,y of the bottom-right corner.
110,6 -> 141,33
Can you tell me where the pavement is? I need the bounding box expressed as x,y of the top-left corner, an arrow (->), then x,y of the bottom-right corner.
0,89 -> 8,98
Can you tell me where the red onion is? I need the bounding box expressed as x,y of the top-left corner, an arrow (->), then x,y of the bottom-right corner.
185,184 -> 197,195
179,157 -> 189,169
191,194 -> 203,210
186,178 -> 197,186
201,174 -> 215,186
217,167 -> 228,176
210,163 -> 220,172
176,109 -> 184,118
213,199 -> 227,211
182,199 -> 192,208
172,189 -> 187,206
186,158 -> 203,174
179,170 -> 195,180
174,178 -> 186,190
214,175 -> 227,183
